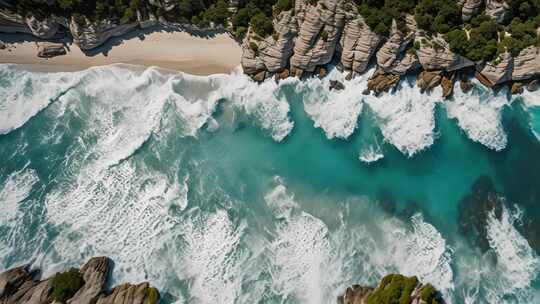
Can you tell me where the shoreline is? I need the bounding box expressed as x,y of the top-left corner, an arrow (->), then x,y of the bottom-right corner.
0,27 -> 242,75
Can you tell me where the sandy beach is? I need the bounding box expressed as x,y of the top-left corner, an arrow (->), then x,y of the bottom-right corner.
0,29 -> 242,75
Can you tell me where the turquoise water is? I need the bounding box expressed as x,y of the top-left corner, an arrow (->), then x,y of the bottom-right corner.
0,64 -> 539,303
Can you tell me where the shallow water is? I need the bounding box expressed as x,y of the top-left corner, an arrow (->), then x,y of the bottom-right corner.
0,64 -> 539,303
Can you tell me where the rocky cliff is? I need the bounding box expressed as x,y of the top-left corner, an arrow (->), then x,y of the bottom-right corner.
0,257 -> 159,304
240,0 -> 539,97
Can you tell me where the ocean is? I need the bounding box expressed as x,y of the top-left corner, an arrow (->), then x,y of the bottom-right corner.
0,63 -> 539,303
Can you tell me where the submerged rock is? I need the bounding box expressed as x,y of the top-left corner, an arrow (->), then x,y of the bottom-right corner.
458,176 -> 503,252
329,80 -> 345,91
338,274 -> 444,304
460,78 -> 474,93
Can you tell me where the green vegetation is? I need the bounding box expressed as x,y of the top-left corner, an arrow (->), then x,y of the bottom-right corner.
420,283 -> 443,304
51,268 -> 85,302
366,274 -> 419,304
354,0 -> 418,36
145,287 -> 160,304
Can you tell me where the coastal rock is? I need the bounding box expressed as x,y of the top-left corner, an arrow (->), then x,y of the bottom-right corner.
441,73 -> 456,98
0,266 -> 33,299
475,71 -> 495,87
340,12 -> 382,74
37,42 -> 66,58
511,82 -> 524,94
376,19 -> 420,75
478,51 -> 513,85
289,0 -> 346,72
458,176 -> 502,252
329,80 -> 345,91
486,0 -> 508,23
512,46 -> 540,81
96,283 -> 159,304
339,274 -> 444,304
527,78 -> 538,91
417,70 -> 442,92
416,34 -> 474,72
9,279 -> 53,304
67,257 -> 111,304
460,78 -> 474,93
70,17 -> 138,51
367,69 -> 400,94
462,0 -> 484,21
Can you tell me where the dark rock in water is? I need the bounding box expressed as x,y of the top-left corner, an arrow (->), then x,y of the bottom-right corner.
362,88 -> 370,95
329,80 -> 345,91
460,78 -> 474,93
345,72 -> 353,81
511,82 -> 524,95
37,42 -> 67,58
441,72 -> 455,98
526,78 -> 538,92
317,66 -> 328,79
252,70 -> 267,82
275,69 -> 290,81
417,70 -> 442,92
0,257 -> 159,304
367,69 -> 400,94
458,176 -> 503,252
339,274 -> 444,304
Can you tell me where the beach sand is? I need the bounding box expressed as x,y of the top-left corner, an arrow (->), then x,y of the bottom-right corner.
0,29 -> 242,75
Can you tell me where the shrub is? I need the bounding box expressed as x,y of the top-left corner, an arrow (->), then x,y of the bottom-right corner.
366,274 -> 419,304
145,287 -> 160,304
250,13 -> 274,37
51,268 -> 85,303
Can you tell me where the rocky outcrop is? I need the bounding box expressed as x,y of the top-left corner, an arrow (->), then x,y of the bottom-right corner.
37,42 -> 66,58
367,69 -> 400,94
417,70 -> 442,92
441,73 -> 456,98
340,11 -> 382,74
339,274 -> 444,304
478,52 -> 514,85
486,0 -> 508,23
241,10 -> 297,76
70,17 -> 138,51
289,0 -> 346,72
0,10 -> 62,39
512,46 -> 540,81
416,34 -> 475,72
462,0 -> 484,21
376,19 -> 420,75
0,257 -> 159,304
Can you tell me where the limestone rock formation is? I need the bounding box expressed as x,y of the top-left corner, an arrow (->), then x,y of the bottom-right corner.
290,0 -> 346,72
512,46 -> 540,81
462,0 -> 484,21
0,10 -> 62,39
478,52 -> 514,85
416,34 -> 474,72
417,70 -> 442,92
0,257 -> 159,304
367,69 -> 401,94
441,73 -> 456,98
70,17 -> 138,51
338,274 -> 444,304
340,11 -> 382,74
376,19 -> 420,75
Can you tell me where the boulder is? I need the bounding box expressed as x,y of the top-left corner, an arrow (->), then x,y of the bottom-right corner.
417,70 -> 442,92
478,52 -> 513,85
460,78 -> 474,93
37,42 -> 66,58
512,46 -> 540,81
290,0 -> 346,72
527,78 -> 538,92
367,69 -> 400,94
441,73 -> 456,98
275,68 -> 290,81
462,0 -> 484,21
475,71 -> 495,88
67,257 -> 111,304
329,80 -> 345,91
252,70 -> 267,82
338,284 -> 373,304
511,82 -> 524,94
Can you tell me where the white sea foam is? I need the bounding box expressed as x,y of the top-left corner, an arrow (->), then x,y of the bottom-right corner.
0,167 -> 38,224
218,68 -> 294,142
0,65 -> 82,135
445,80 -> 509,150
364,80 -> 439,157
484,205 -> 540,302
176,210 -> 247,304
297,69 -> 367,140
359,143 -> 384,164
